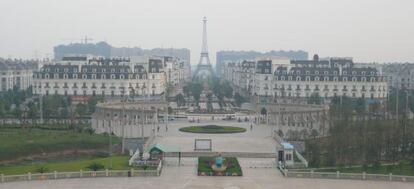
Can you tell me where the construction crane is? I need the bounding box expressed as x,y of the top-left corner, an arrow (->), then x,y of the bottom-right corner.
61,36 -> 93,44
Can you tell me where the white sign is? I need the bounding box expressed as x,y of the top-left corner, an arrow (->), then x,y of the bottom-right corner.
194,139 -> 212,151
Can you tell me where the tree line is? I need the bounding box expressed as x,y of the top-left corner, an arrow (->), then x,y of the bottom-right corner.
306,89 -> 414,168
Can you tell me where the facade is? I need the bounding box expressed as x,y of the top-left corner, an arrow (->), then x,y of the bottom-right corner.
0,59 -> 38,92
33,56 -> 187,97
383,63 -> 414,90
223,55 -> 388,99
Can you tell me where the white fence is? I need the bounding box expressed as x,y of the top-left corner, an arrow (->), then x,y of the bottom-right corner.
279,167 -> 414,183
1,161 -> 163,184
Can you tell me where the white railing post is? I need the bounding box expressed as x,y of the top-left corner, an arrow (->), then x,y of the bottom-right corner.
362,172 -> 366,180
80,170 -> 83,178
130,168 -> 134,177
1,174 -> 4,183
105,169 -> 109,177
389,173 -> 392,181
28,172 -> 32,180
311,170 -> 314,178
54,171 -> 57,179
336,171 -> 340,179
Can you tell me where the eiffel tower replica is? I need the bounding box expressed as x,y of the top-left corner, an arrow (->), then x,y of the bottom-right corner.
193,16 -> 214,80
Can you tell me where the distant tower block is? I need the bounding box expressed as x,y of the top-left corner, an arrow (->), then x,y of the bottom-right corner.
193,16 -> 214,80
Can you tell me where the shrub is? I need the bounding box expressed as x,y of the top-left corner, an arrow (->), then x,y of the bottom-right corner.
35,166 -> 49,173
372,161 -> 381,170
86,162 -> 105,171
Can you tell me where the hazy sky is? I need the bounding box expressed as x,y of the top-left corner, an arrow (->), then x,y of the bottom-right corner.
0,0 -> 413,64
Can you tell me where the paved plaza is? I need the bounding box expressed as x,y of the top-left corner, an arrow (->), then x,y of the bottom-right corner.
2,121 -> 414,188
153,121 -> 277,153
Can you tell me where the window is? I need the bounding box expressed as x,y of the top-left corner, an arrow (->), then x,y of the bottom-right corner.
111,74 -> 115,79
324,77 -> 329,82
361,77 -> 366,82
63,74 -> 68,79
333,77 -> 338,82
370,77 -> 376,82
315,76 -> 320,81
101,74 -> 106,79
82,74 -> 87,79
343,77 -> 348,82
92,74 -> 96,79
352,77 -> 357,82
120,75 -> 124,79
45,74 -> 49,79
296,76 -> 301,81
306,76 -> 310,81
73,74 -> 78,79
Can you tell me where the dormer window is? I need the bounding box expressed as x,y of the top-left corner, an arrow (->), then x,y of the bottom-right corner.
102,68 -> 106,72
362,71 -> 366,75
46,68 -> 50,72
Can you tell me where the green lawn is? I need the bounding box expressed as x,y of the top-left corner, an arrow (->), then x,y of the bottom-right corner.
0,127 -> 120,161
180,125 -> 246,134
0,155 -> 157,175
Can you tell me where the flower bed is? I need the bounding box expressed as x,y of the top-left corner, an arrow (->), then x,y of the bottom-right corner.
179,125 -> 246,134
197,157 -> 242,176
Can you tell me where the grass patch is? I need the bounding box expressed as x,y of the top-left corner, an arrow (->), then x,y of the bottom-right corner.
0,127 -> 121,162
0,155 -> 156,175
179,125 -> 246,134
197,156 -> 242,176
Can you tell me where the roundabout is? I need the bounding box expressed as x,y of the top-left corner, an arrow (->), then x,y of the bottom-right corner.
179,125 -> 246,134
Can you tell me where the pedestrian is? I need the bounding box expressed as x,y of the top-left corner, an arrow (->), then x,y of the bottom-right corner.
250,124 -> 253,131
157,126 -> 160,132
165,125 -> 168,132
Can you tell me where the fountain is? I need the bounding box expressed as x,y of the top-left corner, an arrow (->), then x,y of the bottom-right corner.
211,154 -> 227,172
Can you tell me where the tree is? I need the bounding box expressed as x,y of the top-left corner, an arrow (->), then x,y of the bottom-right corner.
260,107 -> 267,115
76,103 -> 88,117
175,93 -> 185,107
234,93 -> 244,107
308,93 -> 322,105
86,162 -> 104,171
88,96 -> 102,114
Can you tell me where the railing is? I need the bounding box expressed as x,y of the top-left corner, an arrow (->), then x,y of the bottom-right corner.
0,161 -> 163,184
293,150 -> 308,167
282,169 -> 414,183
